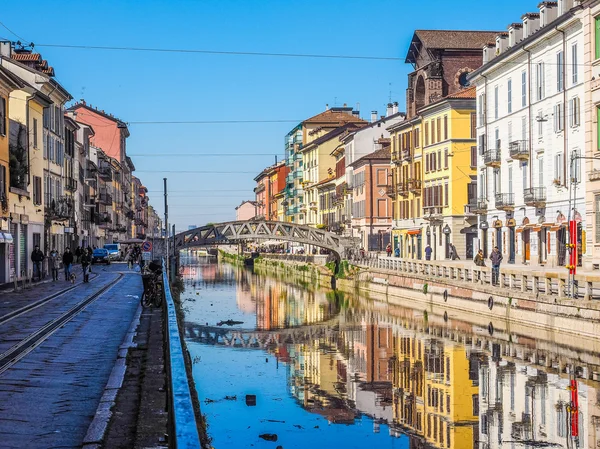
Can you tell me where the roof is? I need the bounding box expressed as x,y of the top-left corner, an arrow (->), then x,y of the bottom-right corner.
69,101 -> 129,131
11,51 -> 55,77
445,86 -> 477,99
302,122 -> 366,152
406,30 -> 500,64
303,107 -> 366,126
315,175 -> 336,189
350,147 -> 391,168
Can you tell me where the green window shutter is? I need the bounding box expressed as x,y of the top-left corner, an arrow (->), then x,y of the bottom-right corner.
596,17 -> 600,60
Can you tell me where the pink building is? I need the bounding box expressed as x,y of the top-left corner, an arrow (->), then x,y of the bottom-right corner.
235,200 -> 257,221
350,144 -> 392,251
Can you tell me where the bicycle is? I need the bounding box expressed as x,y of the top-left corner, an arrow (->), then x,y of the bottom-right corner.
141,264 -> 163,308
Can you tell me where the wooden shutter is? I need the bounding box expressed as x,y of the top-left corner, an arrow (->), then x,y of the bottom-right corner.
0,97 -> 5,136
596,17 -> 600,60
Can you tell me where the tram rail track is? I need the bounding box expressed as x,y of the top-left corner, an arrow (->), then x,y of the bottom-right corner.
0,273 -> 124,376
0,272 -> 101,326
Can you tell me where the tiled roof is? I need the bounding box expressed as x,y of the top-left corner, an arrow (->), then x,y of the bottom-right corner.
302,123 -> 366,150
406,30 -> 500,64
304,109 -> 366,125
12,52 -> 42,62
350,147 -> 391,168
446,86 -> 477,99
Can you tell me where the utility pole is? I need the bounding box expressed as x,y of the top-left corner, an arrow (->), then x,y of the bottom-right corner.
164,178 -> 169,279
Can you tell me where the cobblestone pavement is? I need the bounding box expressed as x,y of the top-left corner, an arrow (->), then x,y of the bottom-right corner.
0,263 -> 142,449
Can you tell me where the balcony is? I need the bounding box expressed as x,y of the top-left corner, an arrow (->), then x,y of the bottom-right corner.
523,187 -> 546,207
508,140 -> 529,160
99,191 -> 113,205
65,178 -> 78,192
409,179 -> 422,194
309,201 -> 317,210
386,185 -> 396,198
484,149 -> 501,168
423,206 -> 443,221
98,165 -> 113,181
391,151 -> 401,164
472,198 -> 488,215
495,193 -> 515,211
401,149 -> 411,162
254,183 -> 266,194
398,182 -> 409,197
45,195 -> 73,220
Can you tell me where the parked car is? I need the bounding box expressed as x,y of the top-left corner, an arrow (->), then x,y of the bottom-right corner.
92,248 -> 111,265
104,243 -> 121,261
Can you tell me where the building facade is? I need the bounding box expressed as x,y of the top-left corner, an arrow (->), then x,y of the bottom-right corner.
470,0 -> 586,268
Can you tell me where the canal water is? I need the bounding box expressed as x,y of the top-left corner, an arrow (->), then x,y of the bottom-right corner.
181,257 -> 600,449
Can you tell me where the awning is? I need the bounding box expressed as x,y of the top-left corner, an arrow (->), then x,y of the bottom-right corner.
2,233 -> 13,244
407,229 -> 422,235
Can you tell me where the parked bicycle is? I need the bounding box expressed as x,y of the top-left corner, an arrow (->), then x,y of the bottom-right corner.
141,261 -> 163,308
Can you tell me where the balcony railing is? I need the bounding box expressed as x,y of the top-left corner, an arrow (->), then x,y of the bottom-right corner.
484,149 -> 502,168
423,206 -> 443,221
495,193 -> 515,211
472,198 -> 488,215
398,182 -> 409,197
99,192 -> 113,205
401,149 -> 411,161
98,165 -> 113,181
523,187 -> 546,207
386,185 -> 396,198
45,195 -> 73,220
254,184 -> 266,194
409,179 -> 422,194
508,140 -> 529,160
65,178 -> 78,192
391,151 -> 401,164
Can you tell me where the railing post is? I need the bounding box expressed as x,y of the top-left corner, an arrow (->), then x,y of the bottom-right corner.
521,274 -> 527,293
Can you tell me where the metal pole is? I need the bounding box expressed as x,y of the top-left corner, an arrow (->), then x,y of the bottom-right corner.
164,178 -> 169,278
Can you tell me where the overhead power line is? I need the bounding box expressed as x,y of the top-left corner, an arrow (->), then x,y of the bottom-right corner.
0,21 -> 28,43
35,43 -> 404,61
129,153 -> 281,157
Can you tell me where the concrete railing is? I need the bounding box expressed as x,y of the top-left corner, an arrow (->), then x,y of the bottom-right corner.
354,257 -> 600,300
256,253 -> 330,265
162,261 -> 201,449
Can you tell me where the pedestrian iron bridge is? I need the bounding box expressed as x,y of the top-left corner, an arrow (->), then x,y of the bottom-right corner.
173,220 -> 356,258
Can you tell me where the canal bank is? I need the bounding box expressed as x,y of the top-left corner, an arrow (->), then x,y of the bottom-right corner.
251,254 -> 600,345
182,256 -> 600,448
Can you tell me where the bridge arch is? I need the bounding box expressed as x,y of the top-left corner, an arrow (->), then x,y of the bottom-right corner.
173,220 -> 355,259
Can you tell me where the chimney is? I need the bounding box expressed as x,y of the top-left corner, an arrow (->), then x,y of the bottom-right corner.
371,111 -> 378,123
558,0 -> 574,15
495,33 -> 509,56
352,110 -> 360,118
392,101 -> 399,114
539,2 -> 558,27
522,13 -> 540,39
483,43 -> 496,64
508,23 -> 523,46
325,104 -> 329,110
0,41 -> 12,58
386,103 -> 394,117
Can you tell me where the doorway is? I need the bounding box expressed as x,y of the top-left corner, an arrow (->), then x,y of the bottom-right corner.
538,229 -> 547,265
466,234 -> 475,260
495,228 -> 502,253
417,235 -> 422,260
557,227 -> 567,266
508,227 -> 515,264
482,229 -> 488,258
523,229 -> 531,263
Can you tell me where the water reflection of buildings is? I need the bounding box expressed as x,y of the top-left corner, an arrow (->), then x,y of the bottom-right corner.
478,346 -> 600,449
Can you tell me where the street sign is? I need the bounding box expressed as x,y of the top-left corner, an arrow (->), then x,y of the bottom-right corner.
142,251 -> 152,261
142,241 -> 152,252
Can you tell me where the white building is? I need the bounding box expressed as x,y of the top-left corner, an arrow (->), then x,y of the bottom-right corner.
470,0 -> 586,268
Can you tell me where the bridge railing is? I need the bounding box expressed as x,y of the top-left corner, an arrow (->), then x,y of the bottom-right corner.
162,259 -> 202,449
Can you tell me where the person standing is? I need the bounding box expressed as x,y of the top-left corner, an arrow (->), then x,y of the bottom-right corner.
62,247 -> 74,281
489,246 -> 503,286
424,244 -> 432,261
449,243 -> 460,260
81,248 -> 92,283
474,249 -> 485,281
75,246 -> 82,264
31,245 -> 45,281
386,243 -> 392,257
49,248 -> 60,281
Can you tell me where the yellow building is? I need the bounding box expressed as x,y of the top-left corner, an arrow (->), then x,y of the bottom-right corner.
420,87 -> 478,260
388,118 -> 423,259
391,330 -> 479,448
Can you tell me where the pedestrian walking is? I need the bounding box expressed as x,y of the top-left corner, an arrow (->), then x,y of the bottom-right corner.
75,246 -> 82,264
449,242 -> 460,260
62,247 -> 74,281
424,244 -> 432,261
386,243 -> 392,257
31,245 -> 45,281
489,246 -> 503,286
394,246 -> 400,258
81,248 -> 92,283
49,248 -> 60,281
474,249 -> 485,281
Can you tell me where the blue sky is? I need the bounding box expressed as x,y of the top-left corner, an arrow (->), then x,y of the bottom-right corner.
1,0 -> 534,230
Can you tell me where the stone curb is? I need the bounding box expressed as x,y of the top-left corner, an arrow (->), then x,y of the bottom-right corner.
82,302 -> 143,447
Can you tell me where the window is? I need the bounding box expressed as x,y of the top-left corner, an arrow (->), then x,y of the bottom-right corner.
522,116 -> 527,142
470,113 -> 476,138
536,62 -> 545,100
554,153 -> 563,184
494,85 -> 499,119
570,97 -> 580,127
522,162 -> 528,189
554,103 -> 564,133
572,149 -> 581,184
414,128 -> 420,148
437,118 -> 441,143
572,43 -> 578,85
539,156 -> 544,186
32,118 -> 38,148
426,153 -> 430,172
33,176 -> 42,205
425,122 -> 429,146
470,146 -> 477,168
478,94 -> 485,125
0,164 -> 5,201
0,97 -> 5,136
437,149 -> 442,170
538,110 -> 544,137
521,71 -> 527,107
478,134 -> 486,155
444,182 -> 448,206
508,121 -> 512,145
557,51 -> 564,92
507,79 -> 512,113
432,120 -> 436,143
493,168 -> 500,195
596,16 -> 600,60
494,128 -> 500,151
508,166 -> 513,194
444,115 -> 448,140
444,148 -> 449,169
